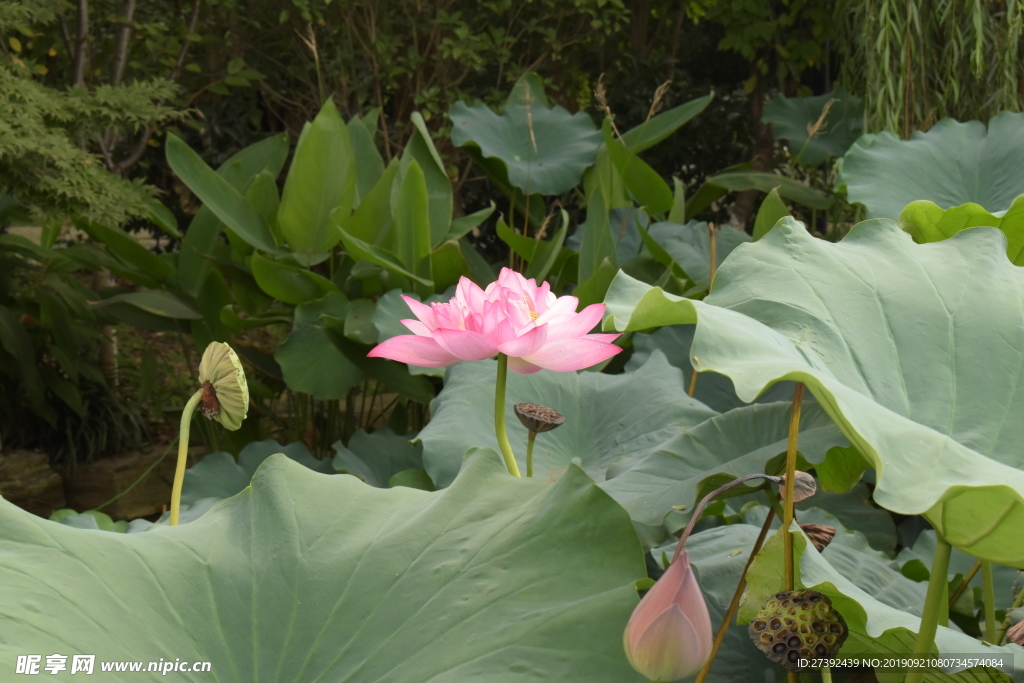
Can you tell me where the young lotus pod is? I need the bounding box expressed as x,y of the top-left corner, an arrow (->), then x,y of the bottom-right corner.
779,471 -> 817,502
514,403 -> 565,434
623,551 -> 713,682
800,523 -> 836,552
197,341 -> 249,431
1008,620 -> 1024,646
748,589 -> 848,672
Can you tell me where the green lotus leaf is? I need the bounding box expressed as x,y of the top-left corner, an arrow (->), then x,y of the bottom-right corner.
0,451 -> 646,682
449,99 -> 602,196
645,221 -> 751,292
838,111 -> 1024,219
899,194 -> 1024,265
626,324 -> 795,413
797,482 -> 898,557
331,427 -> 424,488
601,401 -> 848,534
417,353 -> 718,489
275,292 -> 364,400
762,86 -> 864,166
740,528 -> 1023,681
603,218 -> 1024,565
183,439 -> 335,504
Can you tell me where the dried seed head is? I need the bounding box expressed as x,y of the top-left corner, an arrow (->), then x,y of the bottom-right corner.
801,523 -> 837,552
1008,621 -> 1024,646
748,589 -> 848,672
514,403 -> 565,434
779,471 -> 817,502
197,342 -> 249,431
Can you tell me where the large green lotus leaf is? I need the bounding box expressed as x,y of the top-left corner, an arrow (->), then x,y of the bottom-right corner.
449,100 -> 602,196
601,402 -> 848,533
899,195 -> 1024,265
837,111 -> 1024,219
645,221 -> 751,292
625,324 -> 794,412
797,482 -> 898,557
182,439 -> 335,504
762,86 -> 864,166
0,451 -> 646,683
740,529 -> 1024,681
331,427 -> 424,488
603,218 -> 1024,565
418,352 -> 718,488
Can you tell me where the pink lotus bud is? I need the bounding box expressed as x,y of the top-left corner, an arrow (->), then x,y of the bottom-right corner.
623,551 -> 713,682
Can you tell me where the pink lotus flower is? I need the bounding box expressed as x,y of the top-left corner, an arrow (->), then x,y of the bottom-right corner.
368,268 -> 622,373
623,551 -> 713,682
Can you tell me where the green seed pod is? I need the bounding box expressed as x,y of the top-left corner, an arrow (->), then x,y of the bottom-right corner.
748,589 -> 848,672
197,342 -> 248,431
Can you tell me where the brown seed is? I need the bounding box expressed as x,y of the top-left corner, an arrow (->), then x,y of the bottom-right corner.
514,403 -> 565,433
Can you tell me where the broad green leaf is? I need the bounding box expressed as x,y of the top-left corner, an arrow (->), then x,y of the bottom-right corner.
796,482 -> 898,557
0,451 -> 646,683
899,194 -> 1024,265
525,211 -> 569,282
604,218 -> 1024,565
625,325 -> 796,412
417,353 -> 717,488
752,187 -> 790,241
762,87 -> 863,166
393,161 -> 433,292
601,401 -> 847,535
91,290 -> 202,319
76,220 -> 175,286
275,292 -> 364,400
349,113 -> 385,204
574,256 -> 619,308
0,304 -> 47,419
507,72 -> 549,107
669,177 -> 687,223
620,93 -> 713,154
401,112 -> 452,247
342,298 -> 377,344
338,227 -> 434,289
331,428 -> 424,488
278,100 -> 356,253
429,239 -> 471,292
701,170 -> 831,211
339,159 -> 399,243
165,133 -> 277,253
603,118 -> 673,215
320,322 -> 435,404
144,197 -> 181,238
250,253 -> 338,305
838,111 -> 1024,219
449,99 -> 602,196
183,439 -> 334,505
445,202 -> 494,242
741,529 -> 1021,681
244,170 -> 281,242
645,221 -> 751,292
389,469 -> 435,490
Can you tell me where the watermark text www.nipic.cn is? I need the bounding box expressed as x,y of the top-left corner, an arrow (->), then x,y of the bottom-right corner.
15,655 -> 212,675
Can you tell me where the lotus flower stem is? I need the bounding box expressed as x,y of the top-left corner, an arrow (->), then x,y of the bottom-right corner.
996,583 -> 1024,644
525,432 -> 536,477
494,354 -> 522,477
694,507 -> 776,683
982,561 -> 997,643
169,389 -> 203,526
673,473 -> 782,563
820,666 -> 832,683
782,382 -> 806,592
905,533 -> 952,683
948,560 -> 981,606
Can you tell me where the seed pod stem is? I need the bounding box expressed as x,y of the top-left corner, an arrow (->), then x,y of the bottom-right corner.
169,388 -> 203,527
526,431 -> 537,478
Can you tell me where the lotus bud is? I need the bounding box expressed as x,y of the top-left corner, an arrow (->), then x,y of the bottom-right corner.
801,523 -> 836,552
197,341 -> 249,431
749,589 -> 848,672
514,403 -> 565,433
623,551 -> 713,682
779,471 -> 817,502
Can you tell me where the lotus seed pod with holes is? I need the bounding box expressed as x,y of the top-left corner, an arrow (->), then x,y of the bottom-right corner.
514,403 -> 565,433
748,589 -> 848,672
197,342 -> 249,431
779,471 -> 817,502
